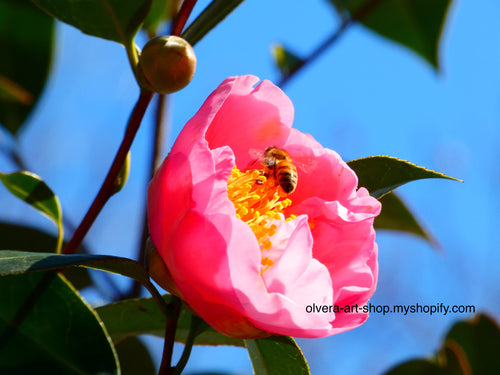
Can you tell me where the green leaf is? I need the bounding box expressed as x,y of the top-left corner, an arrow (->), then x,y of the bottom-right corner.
0,222 -> 60,254
271,44 -> 304,79
0,171 -> 63,252
143,0 -> 177,34
440,314 -> 500,374
0,223 -> 92,289
384,359 -> 448,375
245,336 -> 310,375
62,267 -> 94,291
96,295 -> 245,347
0,250 -> 142,279
33,0 -> 152,44
383,313 -> 500,375
0,171 -> 61,223
347,156 -> 460,199
116,337 -> 156,375
334,0 -> 453,69
0,250 -> 170,317
182,0 -> 245,46
0,0 -> 54,135
375,192 -> 436,246
0,272 -> 118,374
0,250 -> 137,277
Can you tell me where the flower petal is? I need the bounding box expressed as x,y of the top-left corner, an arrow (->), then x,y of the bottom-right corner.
290,196 -> 379,309
204,76 -> 294,169
282,129 -> 360,205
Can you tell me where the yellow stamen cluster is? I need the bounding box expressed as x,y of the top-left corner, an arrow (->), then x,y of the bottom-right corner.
227,166 -> 295,271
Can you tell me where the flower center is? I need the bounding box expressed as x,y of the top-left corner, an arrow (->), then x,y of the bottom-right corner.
227,166 -> 296,272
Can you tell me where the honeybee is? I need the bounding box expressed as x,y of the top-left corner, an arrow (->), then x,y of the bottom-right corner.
258,146 -> 298,196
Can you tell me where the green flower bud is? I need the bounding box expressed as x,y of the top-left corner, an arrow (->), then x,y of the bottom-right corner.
112,151 -> 130,194
139,36 -> 196,94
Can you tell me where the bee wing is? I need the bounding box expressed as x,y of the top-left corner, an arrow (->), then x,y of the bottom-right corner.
291,154 -> 317,174
247,148 -> 265,169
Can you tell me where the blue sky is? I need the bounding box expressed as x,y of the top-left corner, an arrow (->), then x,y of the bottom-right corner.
1,0 -> 499,374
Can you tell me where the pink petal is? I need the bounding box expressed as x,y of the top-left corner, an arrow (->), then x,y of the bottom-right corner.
280,129 -> 359,205
204,76 -> 294,169
290,197 -> 379,305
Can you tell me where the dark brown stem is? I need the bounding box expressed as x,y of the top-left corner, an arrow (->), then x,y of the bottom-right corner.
63,90 -> 154,254
170,0 -> 198,36
278,0 -> 386,88
123,0 -> 191,302
126,0 -> 197,300
125,94 -> 168,299
158,297 -> 181,375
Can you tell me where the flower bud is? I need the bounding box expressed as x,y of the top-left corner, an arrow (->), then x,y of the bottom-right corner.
112,151 -> 130,194
139,36 -> 196,94
145,237 -> 183,298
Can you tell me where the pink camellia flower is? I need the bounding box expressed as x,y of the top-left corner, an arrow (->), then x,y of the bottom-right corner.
147,75 -> 381,339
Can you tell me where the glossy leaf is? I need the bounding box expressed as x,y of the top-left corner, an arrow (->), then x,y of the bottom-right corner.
0,222 -> 59,253
143,0 -> 177,34
0,0 -> 54,135
0,250 -> 168,316
375,192 -> 436,246
182,0 -> 245,46
0,171 -> 63,252
61,266 -> 93,290
116,337 -> 156,375
245,336 -> 310,375
0,272 -> 118,374
96,295 -> 245,347
0,223 -> 92,289
272,44 -> 304,78
0,250 -> 141,279
0,221 -> 87,254
384,360 -> 448,375
0,171 -> 61,230
347,156 -> 460,199
384,314 -> 500,374
440,313 -> 500,374
33,0 -> 152,44
332,0 -> 453,69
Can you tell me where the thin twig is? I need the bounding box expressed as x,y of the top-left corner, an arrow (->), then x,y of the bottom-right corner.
278,0 -> 386,88
170,0 -> 198,36
278,18 -> 350,88
172,314 -> 201,375
125,94 -> 168,299
124,0 -> 199,299
158,297 -> 182,375
63,90 -> 154,254
126,0 -> 199,299
151,94 -> 168,173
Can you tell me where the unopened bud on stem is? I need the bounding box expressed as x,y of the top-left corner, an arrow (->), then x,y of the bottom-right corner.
139,36 -> 196,94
